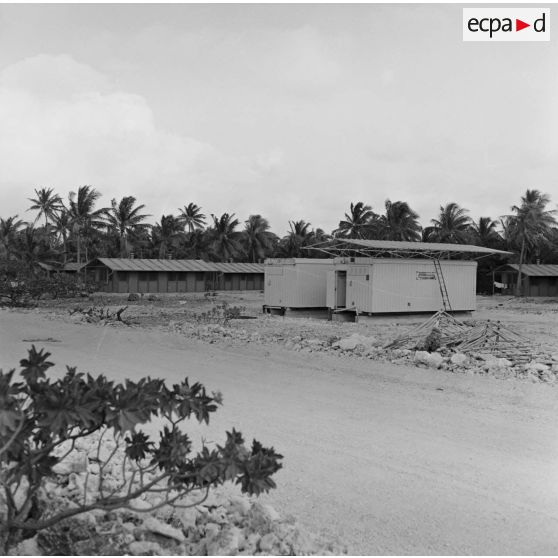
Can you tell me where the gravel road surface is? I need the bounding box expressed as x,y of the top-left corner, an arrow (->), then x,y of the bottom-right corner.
2,310 -> 558,555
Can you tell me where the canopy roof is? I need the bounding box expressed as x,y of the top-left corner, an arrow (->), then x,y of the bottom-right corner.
308,239 -> 512,259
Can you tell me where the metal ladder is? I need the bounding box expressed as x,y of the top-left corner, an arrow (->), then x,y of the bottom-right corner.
433,259 -> 452,312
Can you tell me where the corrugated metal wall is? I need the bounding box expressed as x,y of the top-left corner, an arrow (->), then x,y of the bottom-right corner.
264,260 -> 335,307
290,263 -> 332,307
91,268 -> 262,294
349,259 -> 477,313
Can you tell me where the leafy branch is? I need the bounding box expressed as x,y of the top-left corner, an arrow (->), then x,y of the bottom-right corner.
0,347 -> 282,552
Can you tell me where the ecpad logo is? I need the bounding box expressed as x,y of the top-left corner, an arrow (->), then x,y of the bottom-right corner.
463,8 -> 550,41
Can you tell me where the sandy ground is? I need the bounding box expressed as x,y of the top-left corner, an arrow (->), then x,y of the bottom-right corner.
2,295 -> 558,555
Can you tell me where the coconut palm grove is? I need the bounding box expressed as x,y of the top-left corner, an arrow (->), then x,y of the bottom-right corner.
1,186 -> 557,294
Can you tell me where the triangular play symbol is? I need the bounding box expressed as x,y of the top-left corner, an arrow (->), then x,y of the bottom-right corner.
516,19 -> 530,32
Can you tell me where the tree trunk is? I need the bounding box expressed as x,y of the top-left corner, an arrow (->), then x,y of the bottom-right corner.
62,235 -> 68,265
120,234 -> 127,258
516,237 -> 526,296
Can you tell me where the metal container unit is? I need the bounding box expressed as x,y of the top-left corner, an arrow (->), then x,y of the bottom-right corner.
264,258 -> 338,308
327,258 -> 477,314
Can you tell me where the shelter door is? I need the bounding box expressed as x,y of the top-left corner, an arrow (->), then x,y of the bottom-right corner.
335,271 -> 347,308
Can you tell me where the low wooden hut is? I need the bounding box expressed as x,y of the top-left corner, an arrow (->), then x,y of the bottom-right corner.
82,258 -> 264,293
212,262 -> 265,291
493,264 -> 558,296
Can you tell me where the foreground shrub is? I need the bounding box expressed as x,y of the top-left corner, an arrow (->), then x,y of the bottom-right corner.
0,347 -> 282,553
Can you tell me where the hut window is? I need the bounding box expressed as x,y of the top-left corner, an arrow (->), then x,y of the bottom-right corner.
168,272 -> 176,281
195,272 -> 205,281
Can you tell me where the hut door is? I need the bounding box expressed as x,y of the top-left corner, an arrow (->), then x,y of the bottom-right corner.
138,273 -> 149,293
117,271 -> 128,293
335,271 -> 347,308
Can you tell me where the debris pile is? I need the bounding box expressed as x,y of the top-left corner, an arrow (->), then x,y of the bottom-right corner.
384,311 -> 470,351
384,311 -> 542,366
68,305 -> 131,325
165,314 -> 558,383
28,300 -> 558,386
8,432 -> 348,556
452,320 -> 535,364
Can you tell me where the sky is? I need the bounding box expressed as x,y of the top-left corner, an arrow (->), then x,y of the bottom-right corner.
0,3 -> 557,235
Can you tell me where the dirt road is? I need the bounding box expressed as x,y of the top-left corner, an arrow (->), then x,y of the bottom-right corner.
2,310 -> 558,554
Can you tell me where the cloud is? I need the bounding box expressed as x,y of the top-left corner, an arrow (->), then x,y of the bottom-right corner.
270,25 -> 342,94
0,54 -> 111,99
2,7 -> 558,236
0,54 -> 263,223
253,149 -> 284,175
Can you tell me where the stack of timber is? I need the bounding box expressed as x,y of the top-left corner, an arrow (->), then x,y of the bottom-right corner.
452,320 -> 535,363
384,310 -> 470,350
385,311 -> 538,365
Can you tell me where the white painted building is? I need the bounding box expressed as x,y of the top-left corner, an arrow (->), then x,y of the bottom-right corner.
264,258 -> 338,308
326,258 -> 477,313
264,240 -> 511,316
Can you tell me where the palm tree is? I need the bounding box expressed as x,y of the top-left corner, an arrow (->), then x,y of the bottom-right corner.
208,213 -> 242,261
470,217 -> 502,248
277,220 -> 315,258
67,186 -> 106,264
505,189 -> 557,294
27,187 -> 63,228
380,200 -> 421,241
51,209 -> 72,264
13,226 -> 59,275
0,215 -> 25,260
242,215 -> 277,262
334,202 -> 376,239
105,196 -> 151,257
421,226 -> 437,243
151,215 -> 184,259
533,227 -> 558,264
312,227 -> 331,244
178,203 -> 206,233
430,202 -> 472,243
182,228 -> 210,260
289,220 -> 312,238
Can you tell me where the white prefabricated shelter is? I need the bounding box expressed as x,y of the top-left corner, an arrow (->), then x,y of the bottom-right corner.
318,239 -> 511,315
326,258 -> 477,313
264,258 -> 340,308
